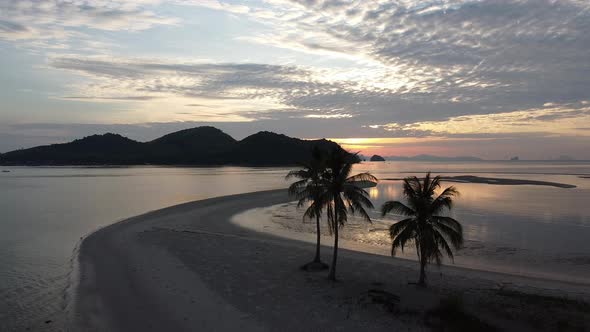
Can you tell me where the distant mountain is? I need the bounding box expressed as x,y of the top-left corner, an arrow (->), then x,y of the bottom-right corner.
0,126 -> 349,166
385,154 -> 483,162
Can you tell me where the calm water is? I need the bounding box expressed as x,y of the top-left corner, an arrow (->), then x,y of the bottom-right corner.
350,162 -> 590,283
1,162 -> 589,331
262,164 -> 590,283
0,166 -> 290,332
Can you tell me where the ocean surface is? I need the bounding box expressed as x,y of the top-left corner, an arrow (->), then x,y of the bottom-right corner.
1,162 -> 589,331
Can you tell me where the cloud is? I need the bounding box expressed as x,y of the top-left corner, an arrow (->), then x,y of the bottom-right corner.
0,0 -> 178,47
48,56 -> 322,106
62,95 -> 158,101
202,0 -> 590,117
8,1 -> 590,126
304,113 -> 353,119
0,20 -> 28,34
2,0 -> 590,159
369,102 -> 590,137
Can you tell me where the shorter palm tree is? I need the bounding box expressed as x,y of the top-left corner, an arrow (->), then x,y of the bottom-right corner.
322,147 -> 377,281
286,146 -> 329,270
381,172 -> 463,286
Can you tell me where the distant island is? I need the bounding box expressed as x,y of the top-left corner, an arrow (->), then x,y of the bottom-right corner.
0,127 -> 354,166
369,154 -> 385,161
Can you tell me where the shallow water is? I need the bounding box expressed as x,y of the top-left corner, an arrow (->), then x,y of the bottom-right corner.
0,162 -> 589,330
245,162 -> 590,284
0,166 -> 289,332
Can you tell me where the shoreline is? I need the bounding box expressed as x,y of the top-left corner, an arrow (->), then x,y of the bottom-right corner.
232,205 -> 590,287
72,189 -> 590,331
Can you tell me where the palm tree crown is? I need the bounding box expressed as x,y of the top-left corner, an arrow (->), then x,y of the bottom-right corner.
287,147 -> 326,219
381,172 -> 463,286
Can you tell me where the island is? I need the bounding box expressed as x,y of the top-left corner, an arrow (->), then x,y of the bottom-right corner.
370,154 -> 386,161
384,175 -> 576,188
0,127 -> 358,166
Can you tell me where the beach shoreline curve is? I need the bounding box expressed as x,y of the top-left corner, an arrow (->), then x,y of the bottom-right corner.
72,189 -> 590,332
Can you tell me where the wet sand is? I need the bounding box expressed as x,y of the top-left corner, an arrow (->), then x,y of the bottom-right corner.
73,189 -> 590,331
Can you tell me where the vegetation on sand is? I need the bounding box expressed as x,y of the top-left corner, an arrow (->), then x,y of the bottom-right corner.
286,146 -> 330,270
381,172 -> 463,286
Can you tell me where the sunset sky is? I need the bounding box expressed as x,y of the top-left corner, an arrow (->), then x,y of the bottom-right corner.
1,0 -> 589,159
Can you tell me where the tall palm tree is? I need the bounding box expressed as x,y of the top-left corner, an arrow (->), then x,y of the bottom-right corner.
381,172 -> 463,286
286,146 -> 329,270
321,147 -> 378,281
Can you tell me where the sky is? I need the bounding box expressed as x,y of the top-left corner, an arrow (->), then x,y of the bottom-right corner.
0,0 -> 589,159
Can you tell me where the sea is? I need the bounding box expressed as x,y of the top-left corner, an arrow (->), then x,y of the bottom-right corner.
1,162 -> 589,331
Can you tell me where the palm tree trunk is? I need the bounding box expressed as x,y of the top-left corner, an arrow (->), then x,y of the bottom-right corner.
313,215 -> 321,262
418,254 -> 426,286
328,206 -> 338,281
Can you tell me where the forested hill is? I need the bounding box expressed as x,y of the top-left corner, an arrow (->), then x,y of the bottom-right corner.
0,126 -> 350,166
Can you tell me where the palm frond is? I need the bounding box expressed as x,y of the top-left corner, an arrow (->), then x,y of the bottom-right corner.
425,173 -> 442,195
381,201 -> 415,217
333,195 -> 348,226
430,186 -> 459,214
285,166 -> 312,179
389,218 -> 414,238
390,220 -> 416,256
343,186 -> 374,209
347,172 -> 378,184
402,176 -> 421,205
432,216 -> 463,249
347,198 -> 372,222
423,172 -> 432,195
432,230 -> 455,263
287,179 -> 308,196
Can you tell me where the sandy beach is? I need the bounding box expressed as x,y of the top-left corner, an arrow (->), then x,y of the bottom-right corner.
72,189 -> 590,331
384,175 -> 577,188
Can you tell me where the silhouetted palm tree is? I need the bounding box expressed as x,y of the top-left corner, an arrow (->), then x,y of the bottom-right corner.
381,172 -> 463,286
322,147 -> 377,281
286,146 -> 329,270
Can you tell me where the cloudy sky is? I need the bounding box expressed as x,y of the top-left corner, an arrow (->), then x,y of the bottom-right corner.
1,0 -> 589,159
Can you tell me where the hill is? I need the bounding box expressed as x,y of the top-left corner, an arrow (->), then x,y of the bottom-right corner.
0,127 -> 348,166
146,126 -> 237,164
223,132 -> 343,166
0,133 -> 146,165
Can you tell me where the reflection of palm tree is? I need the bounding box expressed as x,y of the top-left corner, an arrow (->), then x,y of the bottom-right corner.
381,172 -> 463,286
322,147 -> 377,281
286,146 -> 329,270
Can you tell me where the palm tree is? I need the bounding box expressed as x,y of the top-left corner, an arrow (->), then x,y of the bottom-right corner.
321,147 -> 378,281
286,146 -> 329,270
381,172 -> 463,286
